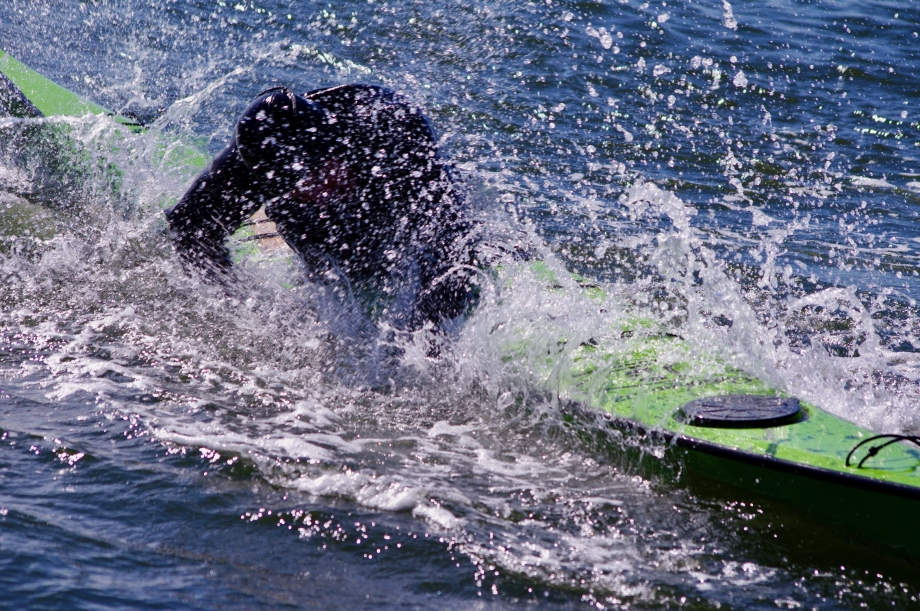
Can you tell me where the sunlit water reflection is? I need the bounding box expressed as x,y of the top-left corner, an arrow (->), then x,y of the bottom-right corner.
2,0 -> 920,608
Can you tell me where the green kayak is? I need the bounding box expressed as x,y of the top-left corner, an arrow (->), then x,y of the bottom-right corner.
3,49 -> 919,559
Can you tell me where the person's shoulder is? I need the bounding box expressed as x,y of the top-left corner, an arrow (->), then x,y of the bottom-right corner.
303,84 -> 399,110
303,84 -> 432,141
303,85 -> 430,122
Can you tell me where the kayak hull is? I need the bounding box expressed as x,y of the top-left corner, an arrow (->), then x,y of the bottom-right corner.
677,433 -> 920,555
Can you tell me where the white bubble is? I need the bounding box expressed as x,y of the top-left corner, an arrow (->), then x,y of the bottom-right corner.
722,1 -> 738,30
599,30 -> 613,49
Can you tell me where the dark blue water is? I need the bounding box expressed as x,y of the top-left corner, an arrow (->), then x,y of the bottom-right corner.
3,0 -> 920,608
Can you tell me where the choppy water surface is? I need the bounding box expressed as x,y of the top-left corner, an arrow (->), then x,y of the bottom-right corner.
2,0 -> 920,608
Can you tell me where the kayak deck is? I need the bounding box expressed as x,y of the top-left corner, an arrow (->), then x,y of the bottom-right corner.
501,261 -> 920,496
0,49 -> 137,126
568,336 -> 920,490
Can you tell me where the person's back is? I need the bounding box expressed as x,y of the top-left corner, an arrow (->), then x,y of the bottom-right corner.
165,85 -> 477,329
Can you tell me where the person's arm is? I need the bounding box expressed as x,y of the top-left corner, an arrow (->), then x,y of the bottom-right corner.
164,140 -> 268,279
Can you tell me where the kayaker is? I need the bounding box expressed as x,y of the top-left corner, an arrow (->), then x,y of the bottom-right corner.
165,85 -> 478,330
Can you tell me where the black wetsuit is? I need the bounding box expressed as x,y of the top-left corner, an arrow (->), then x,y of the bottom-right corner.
165,85 -> 477,329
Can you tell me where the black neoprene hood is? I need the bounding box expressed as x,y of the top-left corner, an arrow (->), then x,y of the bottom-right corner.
235,87 -> 330,171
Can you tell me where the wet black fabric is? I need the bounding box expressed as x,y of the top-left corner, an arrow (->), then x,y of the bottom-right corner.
165,84 -> 476,328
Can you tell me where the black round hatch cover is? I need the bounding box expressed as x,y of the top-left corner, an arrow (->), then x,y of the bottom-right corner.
676,395 -> 802,428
